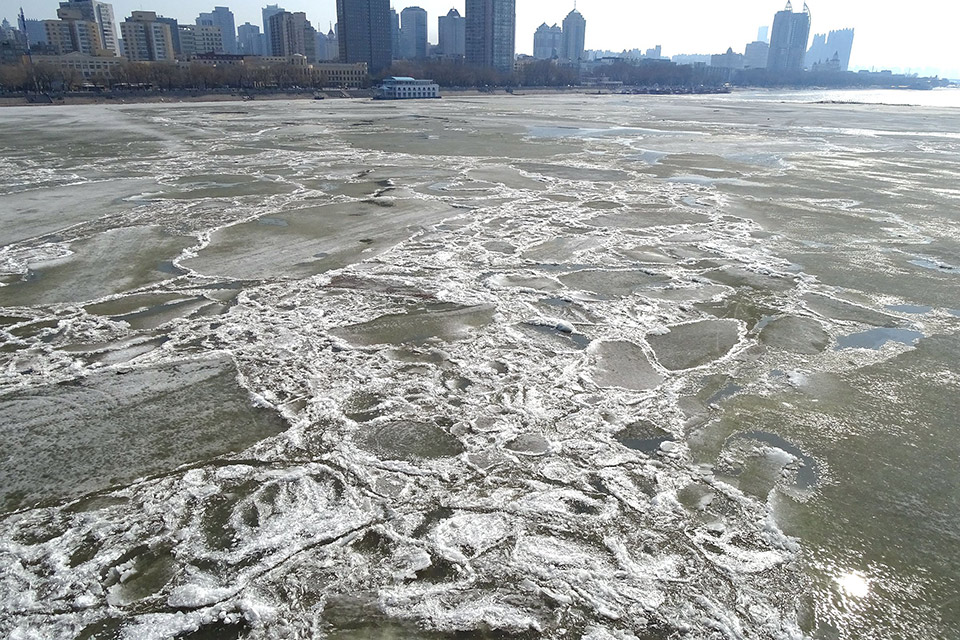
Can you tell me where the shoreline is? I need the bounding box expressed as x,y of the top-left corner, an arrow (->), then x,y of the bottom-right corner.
1,84 -> 956,108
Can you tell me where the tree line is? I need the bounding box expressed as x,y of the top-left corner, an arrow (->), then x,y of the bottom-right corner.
0,56 -> 946,94
0,58 -> 582,93
0,60 -> 372,93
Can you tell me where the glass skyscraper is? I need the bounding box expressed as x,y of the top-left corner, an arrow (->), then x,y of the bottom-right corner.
336,0 -> 392,73
465,0 -> 515,73
767,1 -> 811,73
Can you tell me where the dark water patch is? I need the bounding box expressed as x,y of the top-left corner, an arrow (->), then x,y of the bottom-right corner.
885,304 -> 933,314
648,320 -> 740,371
111,297 -> 216,330
732,431 -> 820,490
615,421 -> 674,454
200,478 -> 261,551
332,303 -> 494,347
177,620 -> 250,640
0,357 -> 287,513
8,318 -> 59,340
355,421 -> 464,461
155,260 -> 186,275
835,328 -> 924,350
706,381 -> 743,406
0,314 -> 31,327
76,618 -> 126,640
85,293 -> 188,318
414,553 -> 463,583
68,534 -> 104,567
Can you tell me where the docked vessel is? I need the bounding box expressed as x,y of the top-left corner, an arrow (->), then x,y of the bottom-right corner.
374,76 -> 441,99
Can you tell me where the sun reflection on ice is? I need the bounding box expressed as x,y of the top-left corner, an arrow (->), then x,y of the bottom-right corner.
836,571 -> 870,598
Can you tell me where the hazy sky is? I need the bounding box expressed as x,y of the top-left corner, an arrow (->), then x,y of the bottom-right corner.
6,1 -> 958,77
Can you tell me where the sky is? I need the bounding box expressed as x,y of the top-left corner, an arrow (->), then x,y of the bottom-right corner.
5,0 -> 958,78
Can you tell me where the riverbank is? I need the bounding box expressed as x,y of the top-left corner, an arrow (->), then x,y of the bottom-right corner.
0,88 -> 372,107
0,85 -> 716,107
2,84 -> 955,108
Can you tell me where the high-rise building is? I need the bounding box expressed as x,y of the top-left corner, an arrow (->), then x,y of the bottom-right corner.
336,0 -> 392,73
533,23 -> 561,60
766,1 -> 810,73
805,28 -> 854,72
757,26 -> 769,44
465,0 -> 515,73
399,6 -> 428,59
560,8 -> 585,63
262,4 -> 284,56
268,11 -> 317,62
438,8 -> 465,57
744,40 -> 769,69
237,22 -> 262,56
153,16 -> 181,56
120,11 -> 175,61
179,24 -> 223,57
21,19 -> 48,45
316,26 -> 338,61
390,9 -> 400,60
44,8 -> 105,56
197,7 -> 236,54
57,1 -> 120,56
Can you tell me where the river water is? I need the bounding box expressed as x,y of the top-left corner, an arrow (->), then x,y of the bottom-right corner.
0,90 -> 958,639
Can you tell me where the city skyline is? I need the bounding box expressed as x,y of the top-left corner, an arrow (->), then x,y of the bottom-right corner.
5,0 -> 958,77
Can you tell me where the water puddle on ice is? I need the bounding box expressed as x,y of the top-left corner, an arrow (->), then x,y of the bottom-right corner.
615,421 -> 674,454
835,327 -> 924,350
731,431 -> 819,490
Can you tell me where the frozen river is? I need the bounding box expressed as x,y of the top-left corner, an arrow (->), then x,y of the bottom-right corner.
1,91 -> 958,639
